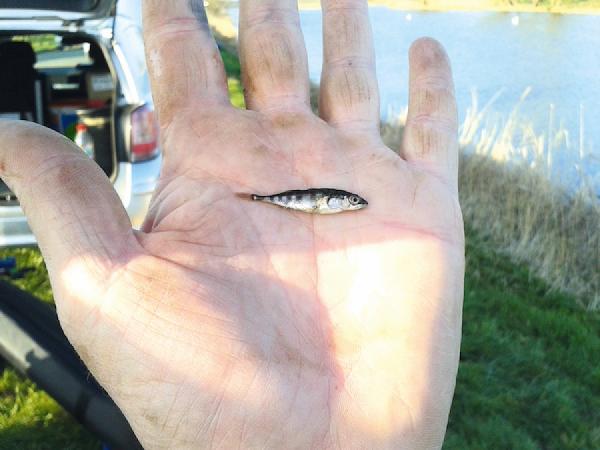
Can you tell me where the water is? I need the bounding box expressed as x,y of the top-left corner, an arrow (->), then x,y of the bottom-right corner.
227,7 -> 600,191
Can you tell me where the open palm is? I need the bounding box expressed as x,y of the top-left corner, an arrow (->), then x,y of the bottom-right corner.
0,1 -> 464,448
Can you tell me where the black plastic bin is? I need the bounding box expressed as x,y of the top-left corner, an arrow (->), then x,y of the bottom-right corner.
0,280 -> 142,449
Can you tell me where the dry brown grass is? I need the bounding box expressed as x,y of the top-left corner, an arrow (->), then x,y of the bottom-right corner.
382,91 -> 600,310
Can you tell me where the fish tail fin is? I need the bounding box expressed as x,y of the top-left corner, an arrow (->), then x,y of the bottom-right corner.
236,193 -> 260,201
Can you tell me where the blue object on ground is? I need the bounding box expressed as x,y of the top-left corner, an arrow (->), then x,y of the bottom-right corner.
0,257 -> 16,269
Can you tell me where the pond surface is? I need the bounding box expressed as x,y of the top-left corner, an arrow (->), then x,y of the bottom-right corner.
228,8 -> 600,191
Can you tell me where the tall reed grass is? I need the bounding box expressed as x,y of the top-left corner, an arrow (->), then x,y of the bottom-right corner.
383,90 -> 600,310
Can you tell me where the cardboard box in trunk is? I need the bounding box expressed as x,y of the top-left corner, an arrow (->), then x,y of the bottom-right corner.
85,72 -> 113,101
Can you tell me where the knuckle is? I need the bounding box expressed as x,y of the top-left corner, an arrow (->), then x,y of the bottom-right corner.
413,75 -> 454,96
404,115 -> 458,159
409,77 -> 458,126
407,114 -> 457,136
146,18 -> 206,44
242,30 -> 305,92
324,8 -> 371,55
243,6 -> 300,30
323,0 -> 368,14
414,86 -> 454,114
323,66 -> 377,109
324,55 -> 373,70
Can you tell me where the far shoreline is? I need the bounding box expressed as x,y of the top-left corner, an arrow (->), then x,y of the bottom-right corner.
297,0 -> 600,15
208,1 -> 600,42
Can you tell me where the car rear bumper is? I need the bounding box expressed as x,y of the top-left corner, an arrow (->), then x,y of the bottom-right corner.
0,155 -> 160,247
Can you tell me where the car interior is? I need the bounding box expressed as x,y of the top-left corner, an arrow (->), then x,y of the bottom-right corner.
0,33 -> 115,203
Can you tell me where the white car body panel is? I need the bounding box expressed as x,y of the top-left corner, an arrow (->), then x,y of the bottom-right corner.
0,0 -> 161,246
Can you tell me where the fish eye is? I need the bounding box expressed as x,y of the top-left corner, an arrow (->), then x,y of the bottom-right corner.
349,195 -> 360,205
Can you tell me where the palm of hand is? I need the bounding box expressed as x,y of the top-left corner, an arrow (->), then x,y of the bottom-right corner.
100,107 -> 462,448
0,1 -> 464,449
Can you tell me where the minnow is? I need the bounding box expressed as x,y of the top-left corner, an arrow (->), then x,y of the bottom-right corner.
238,189 -> 368,214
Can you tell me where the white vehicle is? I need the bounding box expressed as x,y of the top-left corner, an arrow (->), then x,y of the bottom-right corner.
0,3 -> 154,447
0,0 -> 161,246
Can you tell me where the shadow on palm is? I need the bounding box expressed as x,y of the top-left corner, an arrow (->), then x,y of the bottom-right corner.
65,237 -> 451,448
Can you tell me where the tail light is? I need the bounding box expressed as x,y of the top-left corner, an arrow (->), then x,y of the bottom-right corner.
130,104 -> 160,162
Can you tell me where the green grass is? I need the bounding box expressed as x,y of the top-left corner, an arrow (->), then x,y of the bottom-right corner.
1,46 -> 598,449
0,367 -> 98,450
444,229 -> 600,449
0,247 -> 53,305
221,46 -> 246,109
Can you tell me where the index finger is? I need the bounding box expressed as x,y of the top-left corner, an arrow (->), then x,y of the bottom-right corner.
142,0 -> 230,126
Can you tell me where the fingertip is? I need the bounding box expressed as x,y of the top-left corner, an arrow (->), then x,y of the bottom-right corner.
409,37 -> 451,72
0,118 -> 44,141
0,121 -> 79,182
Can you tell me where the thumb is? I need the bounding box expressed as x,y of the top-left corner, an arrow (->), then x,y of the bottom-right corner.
0,121 -> 138,324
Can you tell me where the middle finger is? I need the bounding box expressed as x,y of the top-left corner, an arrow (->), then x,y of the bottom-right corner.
239,0 -> 311,113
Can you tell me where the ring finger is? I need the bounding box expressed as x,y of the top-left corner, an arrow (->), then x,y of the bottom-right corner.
320,0 -> 380,132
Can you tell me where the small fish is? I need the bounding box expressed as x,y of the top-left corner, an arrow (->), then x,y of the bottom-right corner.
239,189 -> 368,214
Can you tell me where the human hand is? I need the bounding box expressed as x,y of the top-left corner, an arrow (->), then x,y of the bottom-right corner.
0,0 -> 464,448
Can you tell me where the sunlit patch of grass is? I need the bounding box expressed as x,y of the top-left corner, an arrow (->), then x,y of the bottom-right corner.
221,47 -> 245,109
228,77 -> 245,109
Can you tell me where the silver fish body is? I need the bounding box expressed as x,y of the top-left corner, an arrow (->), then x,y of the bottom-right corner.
251,189 -> 368,214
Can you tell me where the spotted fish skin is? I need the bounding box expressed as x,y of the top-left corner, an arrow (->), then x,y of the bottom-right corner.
250,189 -> 368,214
